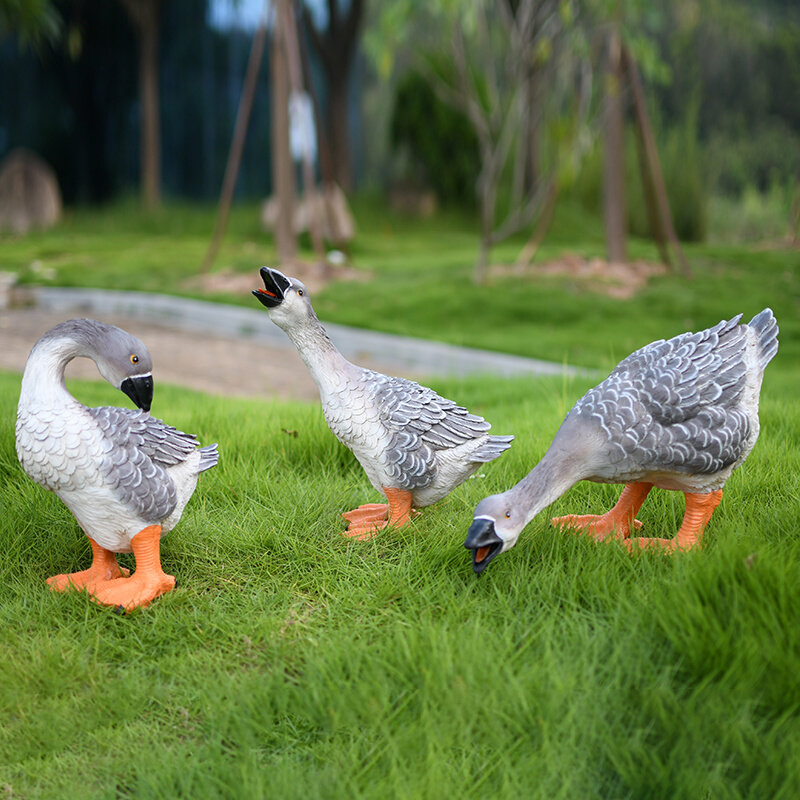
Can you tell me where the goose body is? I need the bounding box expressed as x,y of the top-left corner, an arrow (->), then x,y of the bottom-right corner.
253,267 -> 513,538
465,310 -> 778,573
16,319 -> 218,609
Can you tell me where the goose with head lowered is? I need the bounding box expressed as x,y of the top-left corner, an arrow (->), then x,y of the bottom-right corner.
465,310 -> 779,573
253,267 -> 513,540
16,319 -> 219,610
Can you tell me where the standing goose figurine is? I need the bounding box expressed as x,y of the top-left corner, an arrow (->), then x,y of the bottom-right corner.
16,319 -> 219,610
253,267 -> 513,539
465,310 -> 778,573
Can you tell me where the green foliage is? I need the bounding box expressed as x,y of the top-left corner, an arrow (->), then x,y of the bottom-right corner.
565,115 -> 708,243
655,2 -> 800,195
0,0 -> 61,51
632,107 -> 708,243
2,353 -> 799,796
705,121 -> 800,198
390,70 -> 480,208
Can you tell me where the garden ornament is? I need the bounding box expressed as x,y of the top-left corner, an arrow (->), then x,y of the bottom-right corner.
16,319 -> 218,610
465,310 -> 778,573
253,267 -> 513,540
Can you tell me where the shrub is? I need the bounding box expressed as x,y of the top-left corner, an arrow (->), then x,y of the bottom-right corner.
389,70 -> 480,208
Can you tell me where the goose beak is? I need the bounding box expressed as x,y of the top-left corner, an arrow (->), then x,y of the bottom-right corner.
120,374 -> 153,412
253,267 -> 291,308
464,518 -> 504,575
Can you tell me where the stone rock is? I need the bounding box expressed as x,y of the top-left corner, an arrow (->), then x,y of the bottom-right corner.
0,148 -> 62,234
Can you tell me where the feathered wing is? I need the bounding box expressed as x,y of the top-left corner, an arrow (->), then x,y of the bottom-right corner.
368,371 -> 511,490
87,407 -> 216,522
573,315 -> 754,475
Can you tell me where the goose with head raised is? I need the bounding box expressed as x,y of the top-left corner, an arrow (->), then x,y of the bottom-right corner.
253,267 -> 513,539
465,310 -> 779,573
16,319 -> 219,610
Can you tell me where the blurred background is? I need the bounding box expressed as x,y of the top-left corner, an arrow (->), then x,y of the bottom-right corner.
1,0 -> 798,257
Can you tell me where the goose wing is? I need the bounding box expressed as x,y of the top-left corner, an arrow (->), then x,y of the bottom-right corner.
368,371 -> 493,490
86,407 -> 202,521
574,316 -> 751,475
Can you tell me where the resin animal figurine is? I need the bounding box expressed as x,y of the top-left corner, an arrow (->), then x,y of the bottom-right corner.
16,319 -> 219,610
253,267 -> 513,539
465,310 -> 778,573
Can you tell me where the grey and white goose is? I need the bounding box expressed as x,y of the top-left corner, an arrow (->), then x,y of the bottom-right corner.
16,319 -> 218,610
253,267 -> 513,539
465,310 -> 779,573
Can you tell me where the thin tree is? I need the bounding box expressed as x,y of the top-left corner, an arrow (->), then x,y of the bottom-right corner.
603,20 -> 627,264
201,3 -> 271,273
301,0 -> 363,192
120,0 -> 163,211
417,0 -> 592,283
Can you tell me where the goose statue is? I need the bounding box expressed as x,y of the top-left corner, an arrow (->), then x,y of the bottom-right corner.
16,319 -> 219,610
253,267 -> 513,539
465,310 -> 779,573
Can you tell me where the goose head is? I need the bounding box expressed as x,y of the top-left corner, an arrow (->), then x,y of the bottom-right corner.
39,319 -> 155,412
90,322 -> 154,411
252,267 -> 315,331
464,493 -> 527,574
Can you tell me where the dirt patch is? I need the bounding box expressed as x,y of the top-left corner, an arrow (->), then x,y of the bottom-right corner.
491,254 -> 667,299
185,259 -> 370,297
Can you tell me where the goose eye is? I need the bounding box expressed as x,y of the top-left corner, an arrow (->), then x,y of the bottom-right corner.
505,511 -> 511,519
297,289 -> 304,296
130,355 -> 139,364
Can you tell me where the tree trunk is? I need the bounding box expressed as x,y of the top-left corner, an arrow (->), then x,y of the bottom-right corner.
201,11 -> 269,273
121,0 -> 162,211
603,23 -> 627,264
271,0 -> 296,263
328,74 -> 351,191
623,43 -> 691,277
301,0 -> 363,193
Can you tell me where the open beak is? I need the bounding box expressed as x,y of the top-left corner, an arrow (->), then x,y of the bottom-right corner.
120,374 -> 153,412
252,266 -> 291,308
464,518 -> 504,575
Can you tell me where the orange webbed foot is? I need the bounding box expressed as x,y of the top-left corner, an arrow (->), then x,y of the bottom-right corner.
341,488 -> 415,542
551,513 -> 644,540
85,525 -> 175,612
90,570 -> 176,611
622,490 -> 722,556
622,536 -> 681,553
47,539 -> 129,592
551,483 -> 653,541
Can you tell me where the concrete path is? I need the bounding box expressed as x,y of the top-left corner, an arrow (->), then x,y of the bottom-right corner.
1,287 -> 583,401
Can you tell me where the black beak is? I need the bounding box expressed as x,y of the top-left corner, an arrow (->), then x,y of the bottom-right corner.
120,374 -> 153,412
252,267 -> 291,308
464,518 -> 504,575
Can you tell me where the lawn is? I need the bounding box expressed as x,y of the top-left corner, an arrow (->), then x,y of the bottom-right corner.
2,199 -> 800,797
3,197 -> 799,372
1,359 -> 799,797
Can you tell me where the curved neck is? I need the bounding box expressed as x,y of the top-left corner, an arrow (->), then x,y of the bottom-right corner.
511,454 -> 579,529
19,337 -> 80,410
276,312 -> 350,389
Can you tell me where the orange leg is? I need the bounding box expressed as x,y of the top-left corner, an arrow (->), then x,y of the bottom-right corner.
342,487 -> 415,541
90,525 -> 175,611
47,538 -> 129,592
552,482 -> 653,541
626,490 -> 723,553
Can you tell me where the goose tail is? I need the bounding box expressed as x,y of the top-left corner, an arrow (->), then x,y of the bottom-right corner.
197,443 -> 220,473
748,308 -> 779,371
471,435 -> 514,463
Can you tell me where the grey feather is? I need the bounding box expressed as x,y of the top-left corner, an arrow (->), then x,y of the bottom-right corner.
572,312 -> 776,477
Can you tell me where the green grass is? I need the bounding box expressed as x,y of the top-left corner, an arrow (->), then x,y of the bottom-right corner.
2,361 -> 799,798
2,196 -> 798,372
2,198 -> 800,795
